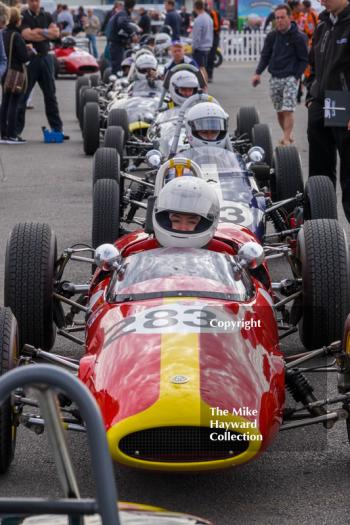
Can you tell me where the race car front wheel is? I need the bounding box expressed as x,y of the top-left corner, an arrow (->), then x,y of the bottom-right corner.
4,223 -> 57,352
107,108 -> 129,143
103,125 -> 124,164
297,219 -> 350,350
93,147 -> 120,186
214,49 -> 223,68
236,106 -> 260,141
75,76 -> 90,120
271,145 -> 304,214
92,179 -> 120,248
83,102 -> 100,156
303,175 -> 338,221
0,307 -> 18,474
79,88 -> 99,130
252,123 -> 273,167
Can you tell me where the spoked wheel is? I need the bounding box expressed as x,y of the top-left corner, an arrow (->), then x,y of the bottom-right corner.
83,102 -> 100,156
75,76 -> 90,120
271,145 -> 304,214
297,219 -> 350,350
107,108 -> 129,143
93,147 -> 120,186
236,107 -> 260,141
4,222 -> 57,352
92,179 -> 120,248
103,125 -> 124,163
252,123 -> 273,167
303,175 -> 338,220
0,307 -> 19,474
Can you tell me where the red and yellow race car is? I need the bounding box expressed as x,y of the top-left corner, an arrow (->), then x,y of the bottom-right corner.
1,158 -> 350,473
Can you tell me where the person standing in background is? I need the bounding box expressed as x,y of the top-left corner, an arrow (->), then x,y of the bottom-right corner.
57,4 -> 74,36
17,0 -> 68,140
83,8 -> 100,58
164,0 -> 181,41
191,0 -> 213,82
306,0 -> 350,222
0,3 -> 8,81
101,1 -> 123,35
1,7 -> 30,143
138,7 -> 151,34
108,0 -> 138,74
206,1 -> 221,83
180,6 -> 191,36
251,4 -> 308,145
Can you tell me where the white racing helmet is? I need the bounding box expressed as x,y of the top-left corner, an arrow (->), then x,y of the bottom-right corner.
185,102 -> 229,148
169,70 -> 199,106
155,32 -> 172,53
134,53 -> 158,80
153,176 -> 220,248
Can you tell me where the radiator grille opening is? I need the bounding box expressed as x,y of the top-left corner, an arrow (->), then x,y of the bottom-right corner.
119,426 -> 249,462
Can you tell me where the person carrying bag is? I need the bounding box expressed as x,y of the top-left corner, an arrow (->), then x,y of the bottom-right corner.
1,7 -> 30,143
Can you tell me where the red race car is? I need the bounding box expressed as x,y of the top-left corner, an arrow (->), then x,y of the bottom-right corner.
2,158 -> 350,473
51,37 -> 99,77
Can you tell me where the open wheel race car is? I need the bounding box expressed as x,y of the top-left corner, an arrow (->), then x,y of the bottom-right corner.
0,362 -> 212,524
51,37 -> 99,78
1,156 -> 350,473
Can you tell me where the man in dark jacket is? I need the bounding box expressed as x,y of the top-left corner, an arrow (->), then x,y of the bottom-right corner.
164,0 -> 181,41
108,0 -> 138,74
306,0 -> 350,222
138,7 -> 151,34
252,3 -> 308,145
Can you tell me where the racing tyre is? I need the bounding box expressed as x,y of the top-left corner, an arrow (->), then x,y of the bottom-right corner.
93,147 -> 120,186
236,107 -> 260,141
83,102 -> 100,156
214,49 -> 223,68
103,125 -> 124,162
102,66 -> 112,84
92,179 -> 120,248
252,123 -> 273,167
107,108 -> 129,143
0,307 -> 18,474
4,223 -> 57,351
99,55 -> 109,76
271,145 -> 304,214
303,175 -> 338,221
79,87 -> 99,130
298,219 -> 350,350
75,76 -> 90,120
89,73 -> 100,87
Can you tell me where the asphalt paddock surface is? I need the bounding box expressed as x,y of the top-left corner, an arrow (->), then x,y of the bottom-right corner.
1,65 -> 350,524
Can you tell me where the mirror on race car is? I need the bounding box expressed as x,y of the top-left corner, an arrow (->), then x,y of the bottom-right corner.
238,241 -> 265,270
145,149 -> 162,168
247,146 -> 265,163
94,244 -> 121,272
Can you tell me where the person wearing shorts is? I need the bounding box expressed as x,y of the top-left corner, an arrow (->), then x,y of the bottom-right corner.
251,4 -> 308,145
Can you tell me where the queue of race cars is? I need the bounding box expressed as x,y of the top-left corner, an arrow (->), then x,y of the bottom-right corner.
1,41 -> 350,524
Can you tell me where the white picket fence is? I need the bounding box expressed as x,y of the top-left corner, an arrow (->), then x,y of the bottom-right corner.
220,31 -> 266,62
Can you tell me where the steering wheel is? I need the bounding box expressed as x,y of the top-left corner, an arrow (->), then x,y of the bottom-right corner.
154,157 -> 204,195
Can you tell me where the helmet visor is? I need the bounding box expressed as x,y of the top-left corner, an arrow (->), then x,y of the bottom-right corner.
191,117 -> 227,132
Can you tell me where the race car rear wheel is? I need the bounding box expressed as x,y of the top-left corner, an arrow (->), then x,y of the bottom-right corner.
4,223 -> 57,352
89,73 -> 100,87
93,147 -> 120,186
92,179 -> 120,248
75,76 -> 90,120
83,102 -> 100,156
236,107 -> 260,141
107,108 -> 129,143
271,145 -> 304,214
102,66 -> 112,84
103,125 -> 124,163
297,219 -> 350,350
252,123 -> 273,167
0,307 -> 18,474
79,88 -> 99,130
303,175 -> 338,221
